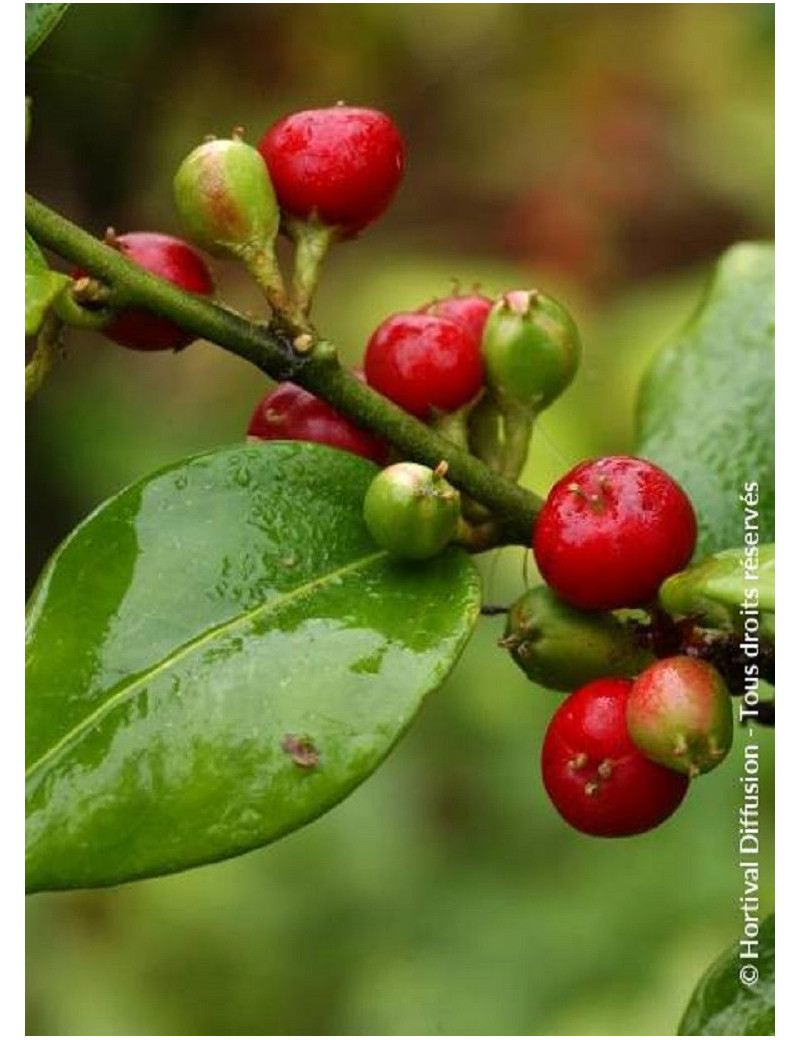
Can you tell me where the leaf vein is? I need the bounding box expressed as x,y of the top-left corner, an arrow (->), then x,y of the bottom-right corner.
25,550 -> 387,783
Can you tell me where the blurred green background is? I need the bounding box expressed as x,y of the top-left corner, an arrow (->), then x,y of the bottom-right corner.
26,4 -> 774,1035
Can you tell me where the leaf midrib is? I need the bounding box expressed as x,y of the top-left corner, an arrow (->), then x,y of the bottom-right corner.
25,549 -> 387,784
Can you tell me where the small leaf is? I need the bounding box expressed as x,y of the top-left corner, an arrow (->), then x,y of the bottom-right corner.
26,443 -> 481,892
659,544 -> 775,629
678,914 -> 774,1035
26,231 -> 69,336
636,243 -> 774,556
25,3 -> 70,59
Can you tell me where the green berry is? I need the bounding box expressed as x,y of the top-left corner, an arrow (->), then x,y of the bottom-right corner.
502,586 -> 652,692
482,289 -> 581,412
363,462 -> 461,560
627,656 -> 734,777
173,134 -> 280,259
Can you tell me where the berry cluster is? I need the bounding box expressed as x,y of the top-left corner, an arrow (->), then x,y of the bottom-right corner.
539,659 -> 732,838
79,106 -> 404,352
503,457 -> 734,838
80,105 -> 583,561
77,102 -> 736,841
79,105 -> 584,564
247,276 -> 582,559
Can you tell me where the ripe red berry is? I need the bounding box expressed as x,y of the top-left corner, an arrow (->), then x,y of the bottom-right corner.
364,312 -> 484,419
96,232 -> 213,351
532,456 -> 697,610
258,106 -> 404,235
541,677 -> 689,837
247,381 -> 387,465
421,293 -> 493,347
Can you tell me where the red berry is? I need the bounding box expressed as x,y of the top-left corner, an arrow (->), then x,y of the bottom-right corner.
96,232 -> 213,351
247,381 -> 387,464
541,678 -> 689,837
421,293 -> 493,347
258,106 -> 404,235
364,312 -> 484,419
532,456 -> 697,610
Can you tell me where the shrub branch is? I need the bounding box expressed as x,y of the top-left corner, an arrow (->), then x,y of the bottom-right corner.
26,192 -> 543,545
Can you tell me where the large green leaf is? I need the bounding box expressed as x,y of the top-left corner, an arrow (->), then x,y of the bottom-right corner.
25,3 -> 69,59
25,231 -> 69,336
679,914 -> 775,1035
637,243 -> 774,556
26,443 -> 481,892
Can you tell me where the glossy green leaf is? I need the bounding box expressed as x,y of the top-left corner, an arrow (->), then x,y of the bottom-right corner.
679,913 -> 774,1035
637,243 -> 774,556
25,231 -> 69,336
26,443 -> 481,892
25,3 -> 70,59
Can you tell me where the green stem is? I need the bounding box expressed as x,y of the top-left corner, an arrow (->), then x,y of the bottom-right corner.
52,282 -> 112,330
468,395 -> 504,471
499,405 -> 535,481
26,311 -> 61,401
239,242 -> 288,315
25,192 -> 543,544
430,403 -> 472,453
455,516 -> 499,553
289,220 -> 334,315
433,402 -> 492,523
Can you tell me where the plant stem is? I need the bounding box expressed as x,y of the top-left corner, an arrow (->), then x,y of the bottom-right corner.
239,242 -> 288,314
467,395 -> 504,471
289,220 -> 334,315
499,406 -> 535,481
26,311 -> 61,401
25,192 -> 543,544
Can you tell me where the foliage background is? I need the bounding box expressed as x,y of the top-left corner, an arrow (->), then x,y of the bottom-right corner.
26,4 -> 774,1035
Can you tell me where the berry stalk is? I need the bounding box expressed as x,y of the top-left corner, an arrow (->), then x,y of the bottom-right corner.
25,310 -> 61,401
287,219 -> 335,315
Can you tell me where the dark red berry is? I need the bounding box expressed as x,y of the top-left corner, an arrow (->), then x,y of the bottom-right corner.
421,293 -> 493,347
258,106 -> 404,235
94,232 -> 213,351
364,312 -> 484,419
247,381 -> 387,464
541,677 -> 689,837
532,456 -> 697,610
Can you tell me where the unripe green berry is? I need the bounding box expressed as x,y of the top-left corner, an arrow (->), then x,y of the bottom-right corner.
502,586 -> 652,692
482,289 -> 581,412
363,462 -> 461,561
627,656 -> 733,777
173,135 -> 280,259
